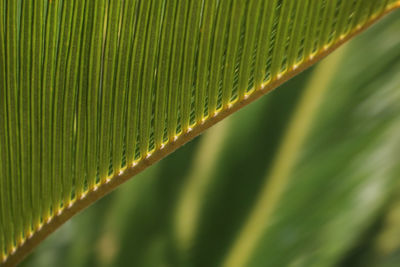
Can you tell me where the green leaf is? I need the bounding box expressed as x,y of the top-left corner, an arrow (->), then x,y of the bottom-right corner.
21,10 -> 400,267
1,1 -> 400,266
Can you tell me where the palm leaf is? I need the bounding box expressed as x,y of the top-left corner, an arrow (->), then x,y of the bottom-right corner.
1,0 -> 399,266
20,12 -> 400,267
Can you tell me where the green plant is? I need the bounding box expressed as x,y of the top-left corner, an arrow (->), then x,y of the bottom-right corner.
1,1 -> 400,266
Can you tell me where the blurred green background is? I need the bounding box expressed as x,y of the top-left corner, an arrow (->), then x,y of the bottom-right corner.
21,10 -> 400,267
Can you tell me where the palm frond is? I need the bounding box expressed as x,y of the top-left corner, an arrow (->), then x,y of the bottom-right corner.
1,0 -> 399,265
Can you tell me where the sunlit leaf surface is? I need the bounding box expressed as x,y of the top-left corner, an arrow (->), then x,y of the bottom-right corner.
19,8 -> 400,267
1,0 -> 399,265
